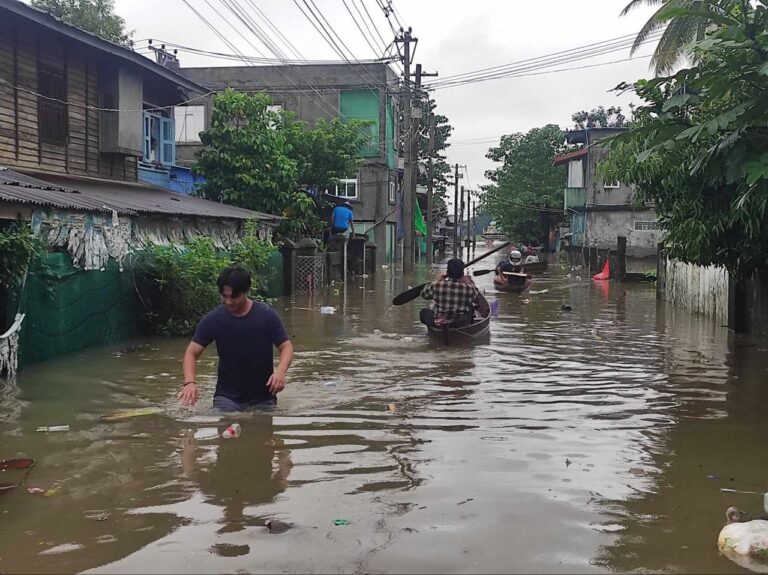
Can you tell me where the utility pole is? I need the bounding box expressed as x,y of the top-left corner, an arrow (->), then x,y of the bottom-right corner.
452,163 -> 460,254
472,199 -> 477,247
465,186 -> 471,248
397,29 -> 419,272
426,112 -> 435,266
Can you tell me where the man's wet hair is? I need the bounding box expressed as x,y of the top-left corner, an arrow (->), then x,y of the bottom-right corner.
217,266 -> 252,296
446,258 -> 465,280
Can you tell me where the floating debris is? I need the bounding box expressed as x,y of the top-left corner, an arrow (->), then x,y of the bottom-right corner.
320,306 -> 336,315
36,426 -> 69,433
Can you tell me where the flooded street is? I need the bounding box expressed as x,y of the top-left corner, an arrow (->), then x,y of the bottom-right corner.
2,250 -> 768,574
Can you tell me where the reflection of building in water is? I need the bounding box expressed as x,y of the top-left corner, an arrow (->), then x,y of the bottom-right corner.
183,414 -> 292,530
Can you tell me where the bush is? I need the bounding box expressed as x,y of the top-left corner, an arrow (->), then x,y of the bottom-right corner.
138,222 -> 276,335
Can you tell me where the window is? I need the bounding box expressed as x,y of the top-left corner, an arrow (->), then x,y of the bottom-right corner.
143,112 -> 175,166
389,181 -> 396,203
38,64 -> 68,146
174,105 -> 205,143
604,180 -> 620,189
332,177 -> 358,199
634,221 -> 659,231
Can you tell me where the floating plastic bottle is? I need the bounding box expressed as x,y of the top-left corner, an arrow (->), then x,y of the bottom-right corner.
221,423 -> 241,439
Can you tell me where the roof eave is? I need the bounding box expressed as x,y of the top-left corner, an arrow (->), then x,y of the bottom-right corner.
1,0 -> 208,95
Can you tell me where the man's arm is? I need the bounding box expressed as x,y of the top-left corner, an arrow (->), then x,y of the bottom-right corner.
179,341 -> 206,406
266,340 -> 294,395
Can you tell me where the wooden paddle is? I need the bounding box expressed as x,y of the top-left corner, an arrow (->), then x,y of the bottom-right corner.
392,241 -> 511,306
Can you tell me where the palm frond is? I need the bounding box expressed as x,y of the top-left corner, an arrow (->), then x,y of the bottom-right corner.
621,0 -> 664,17
652,15 -> 700,73
630,2 -> 674,54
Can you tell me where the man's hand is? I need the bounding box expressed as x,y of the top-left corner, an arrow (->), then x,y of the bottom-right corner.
266,370 -> 287,395
178,382 -> 199,407
433,272 -> 447,281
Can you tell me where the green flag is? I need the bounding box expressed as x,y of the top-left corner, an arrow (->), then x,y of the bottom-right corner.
414,200 -> 427,237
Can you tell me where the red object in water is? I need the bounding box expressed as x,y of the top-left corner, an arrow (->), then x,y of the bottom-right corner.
592,261 -> 610,281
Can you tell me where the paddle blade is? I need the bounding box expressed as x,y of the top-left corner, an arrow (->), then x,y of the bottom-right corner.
0,458 -> 34,471
392,283 -> 427,306
472,269 -> 494,277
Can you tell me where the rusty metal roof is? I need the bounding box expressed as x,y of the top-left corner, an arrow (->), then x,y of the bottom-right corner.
0,168 -> 280,223
552,148 -> 588,166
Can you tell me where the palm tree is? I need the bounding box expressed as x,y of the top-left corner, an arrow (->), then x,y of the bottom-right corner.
622,0 -> 742,74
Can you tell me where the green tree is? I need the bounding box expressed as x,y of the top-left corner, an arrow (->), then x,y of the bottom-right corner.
481,125 -> 567,243
572,106 -> 627,129
31,0 -> 131,45
195,89 -> 371,239
196,89 -> 297,216
621,0 -> 744,73
283,116 -> 368,191
602,0 -> 768,275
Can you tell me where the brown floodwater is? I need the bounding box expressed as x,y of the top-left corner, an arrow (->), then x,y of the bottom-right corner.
2,248 -> 768,574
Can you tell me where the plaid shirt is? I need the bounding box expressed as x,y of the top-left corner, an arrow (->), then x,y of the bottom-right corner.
421,278 -> 480,321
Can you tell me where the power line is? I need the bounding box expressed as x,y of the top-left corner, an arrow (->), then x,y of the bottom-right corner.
425,31 -> 663,90
342,0 -> 383,58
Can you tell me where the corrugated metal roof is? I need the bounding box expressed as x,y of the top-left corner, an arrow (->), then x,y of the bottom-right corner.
0,168 -> 281,223
0,169 -> 126,214
553,149 -> 588,166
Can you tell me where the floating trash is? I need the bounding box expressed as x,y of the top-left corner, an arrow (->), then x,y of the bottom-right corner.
100,407 -> 164,422
320,306 -> 336,315
221,423 -> 242,439
39,543 -> 84,556
323,381 -> 337,387
0,458 -> 34,471
36,426 -> 69,433
96,535 -> 118,544
333,519 -> 351,526
84,510 -> 110,521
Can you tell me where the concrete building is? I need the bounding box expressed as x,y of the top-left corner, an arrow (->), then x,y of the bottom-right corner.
175,63 -> 401,265
555,127 -> 663,258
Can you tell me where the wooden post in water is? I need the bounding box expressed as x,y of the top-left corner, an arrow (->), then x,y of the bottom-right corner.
617,236 -> 627,281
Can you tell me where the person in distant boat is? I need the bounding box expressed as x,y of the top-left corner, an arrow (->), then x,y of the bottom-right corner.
495,250 -> 532,289
496,250 -> 524,278
330,200 -> 355,238
179,266 -> 294,412
419,258 -> 480,328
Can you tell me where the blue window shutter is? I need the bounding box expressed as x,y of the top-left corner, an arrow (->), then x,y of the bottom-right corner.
161,117 -> 175,166
143,113 -> 151,162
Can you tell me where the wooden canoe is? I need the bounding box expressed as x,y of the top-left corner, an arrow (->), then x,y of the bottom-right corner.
522,261 -> 548,274
426,293 -> 491,342
495,272 -> 530,293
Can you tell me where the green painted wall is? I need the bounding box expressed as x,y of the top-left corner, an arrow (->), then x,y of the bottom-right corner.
340,89 -> 380,158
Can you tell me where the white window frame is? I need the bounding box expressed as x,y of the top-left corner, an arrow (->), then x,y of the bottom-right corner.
334,177 -> 358,200
604,180 -> 621,189
389,181 -> 396,203
634,221 -> 659,231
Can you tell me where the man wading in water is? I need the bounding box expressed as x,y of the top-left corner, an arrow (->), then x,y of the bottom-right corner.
179,266 -> 294,411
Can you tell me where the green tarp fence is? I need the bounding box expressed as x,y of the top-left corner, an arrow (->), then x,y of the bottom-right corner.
11,252 -> 143,368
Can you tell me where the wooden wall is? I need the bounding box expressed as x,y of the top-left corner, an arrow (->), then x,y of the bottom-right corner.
0,17 -> 138,181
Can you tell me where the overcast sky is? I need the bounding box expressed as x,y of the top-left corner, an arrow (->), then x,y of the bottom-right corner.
114,0 -> 657,189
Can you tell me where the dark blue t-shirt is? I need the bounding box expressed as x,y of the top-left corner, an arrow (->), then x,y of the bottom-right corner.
192,301 -> 290,403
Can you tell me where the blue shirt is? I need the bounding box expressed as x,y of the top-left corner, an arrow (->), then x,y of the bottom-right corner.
192,302 -> 290,403
331,205 -> 354,231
